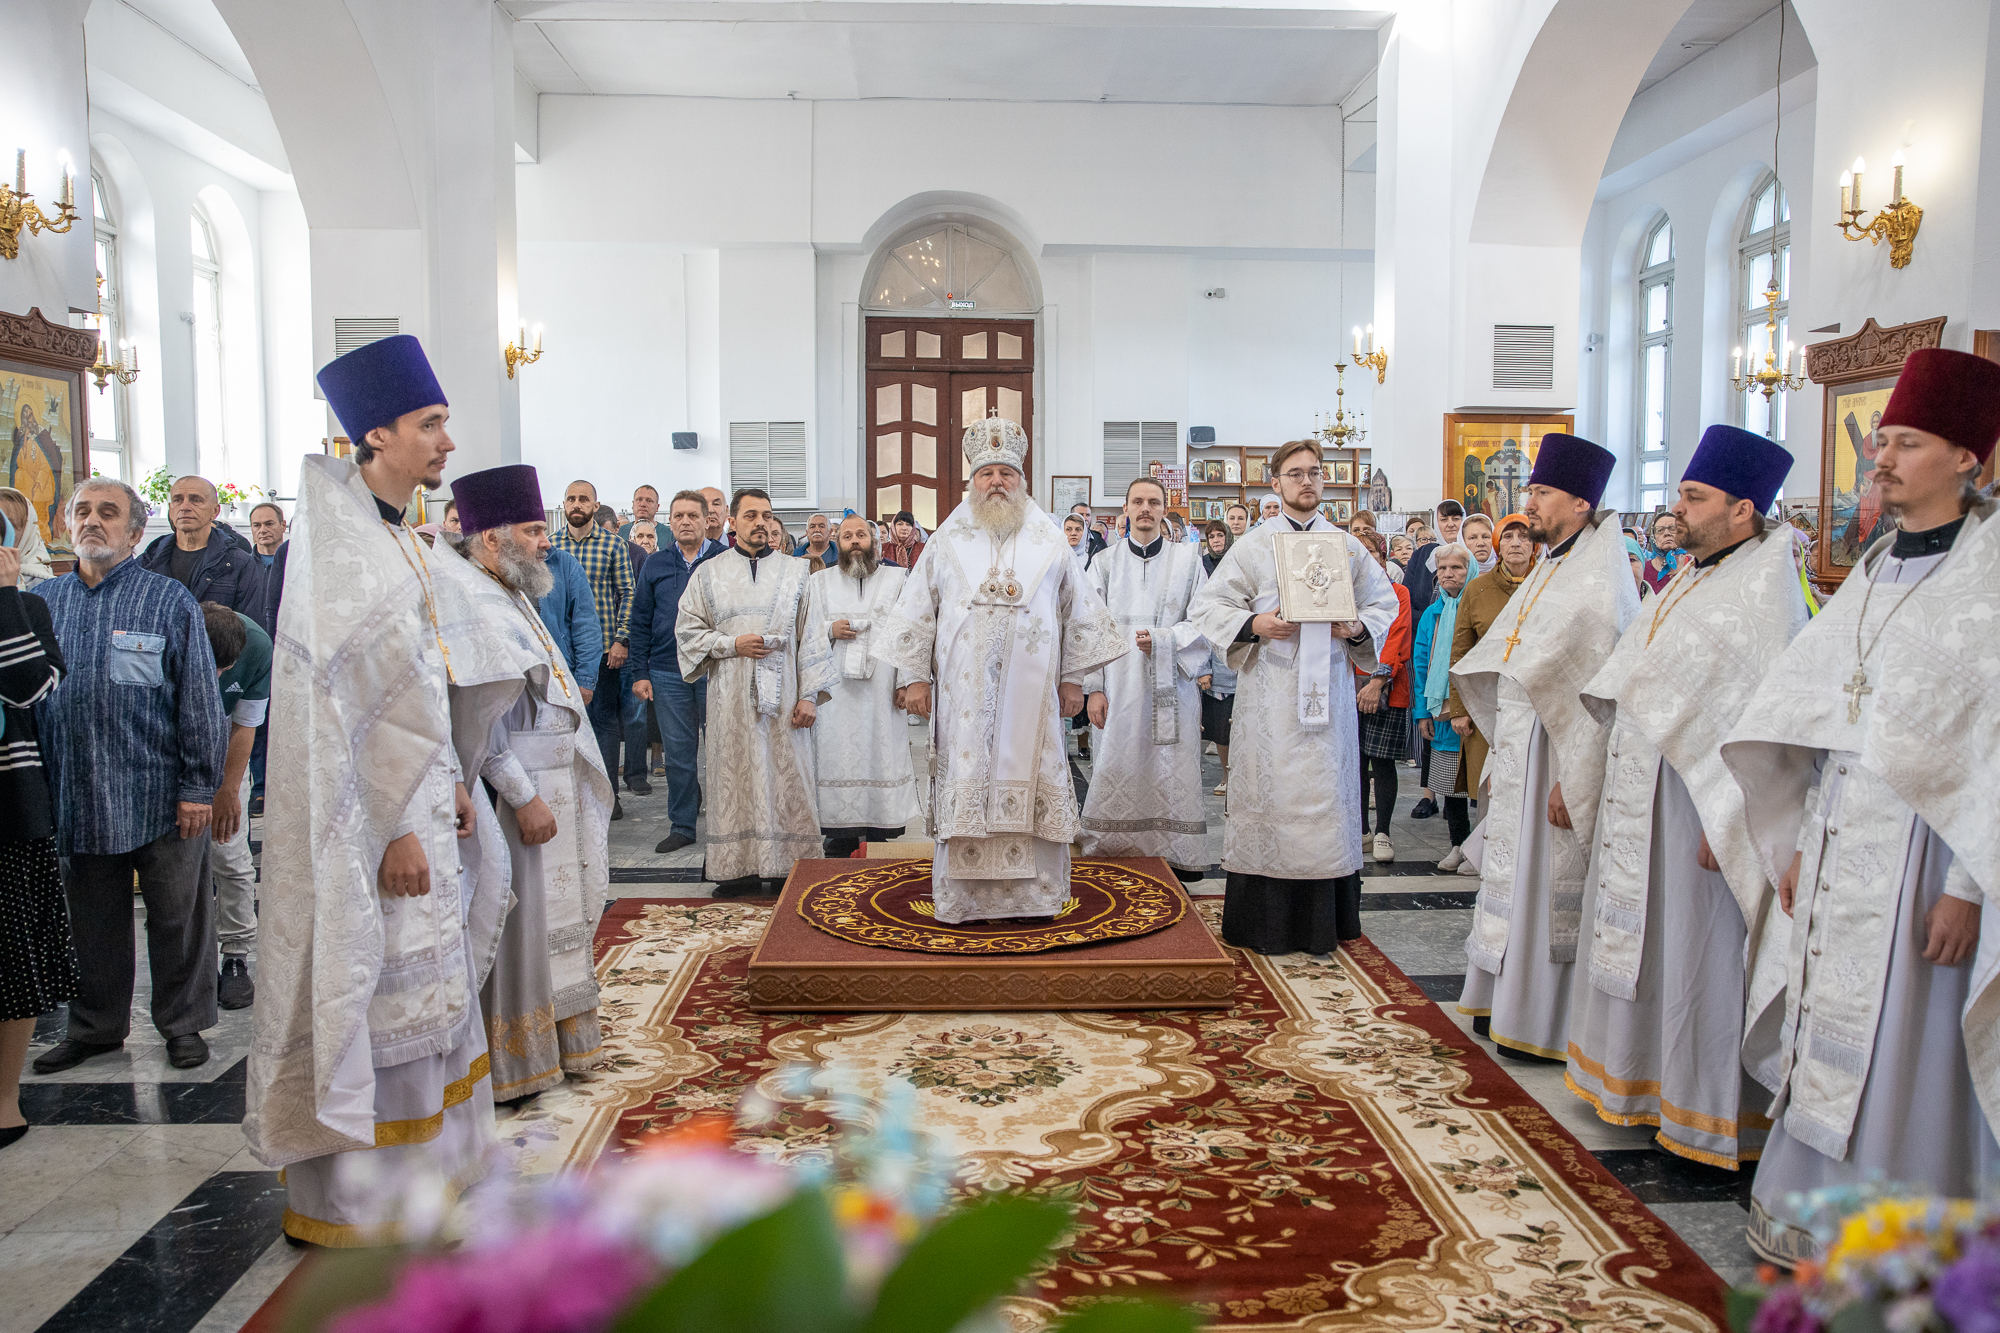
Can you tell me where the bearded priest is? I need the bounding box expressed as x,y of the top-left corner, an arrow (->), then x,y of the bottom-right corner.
1565,426 -> 1807,1169
435,464 -> 612,1103
1187,438 -> 1399,954
809,514 -> 918,857
875,417 -> 1126,924
1078,475 -> 1212,880
676,489 -> 836,897
248,336 -> 499,1246
1725,348 -> 2000,1264
1451,434 -> 1639,1062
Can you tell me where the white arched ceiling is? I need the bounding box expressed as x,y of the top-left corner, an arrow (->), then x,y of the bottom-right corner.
1469,0 -> 1696,249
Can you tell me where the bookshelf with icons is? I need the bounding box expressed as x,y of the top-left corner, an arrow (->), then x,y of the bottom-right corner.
1183,438 -> 1375,528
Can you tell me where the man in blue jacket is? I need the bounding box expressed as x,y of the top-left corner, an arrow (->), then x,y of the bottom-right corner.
537,544 -> 602,698
628,489 -> 715,853
137,475 -> 261,616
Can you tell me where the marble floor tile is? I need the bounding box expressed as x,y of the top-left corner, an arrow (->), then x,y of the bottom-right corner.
14,1123 -> 240,1234
1494,1061 -> 1662,1152
1594,1148 -> 1758,1205
1644,1200 -> 1760,1287
187,1237 -> 306,1333
0,1229 -> 151,1333
1359,909 -> 1476,977
0,1125 -> 145,1233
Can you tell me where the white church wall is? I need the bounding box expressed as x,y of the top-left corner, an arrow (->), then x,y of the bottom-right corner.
0,1 -> 96,323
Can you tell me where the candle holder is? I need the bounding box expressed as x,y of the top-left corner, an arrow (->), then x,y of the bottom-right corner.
1838,153 -> 1922,269
504,324 -> 543,379
0,150 -> 79,262
1349,323 -> 1389,384
1731,277 -> 1805,402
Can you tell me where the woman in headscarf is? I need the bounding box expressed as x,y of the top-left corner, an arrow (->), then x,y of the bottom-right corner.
1441,513 -> 1537,801
0,488 -> 55,589
1411,543 -> 1477,874
1200,520 -> 1231,575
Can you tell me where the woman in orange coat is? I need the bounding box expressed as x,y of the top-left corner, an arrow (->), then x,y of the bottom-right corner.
1353,529 -> 1412,863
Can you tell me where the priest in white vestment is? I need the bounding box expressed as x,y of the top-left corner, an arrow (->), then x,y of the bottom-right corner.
1186,438 -> 1399,954
436,464 -> 611,1103
676,488 -> 836,896
1451,434 -> 1638,1062
247,337 -> 500,1246
1723,349 -> 2000,1264
875,417 -> 1127,924
1079,476 -> 1211,879
809,515 -> 918,856
1565,426 -> 1806,1169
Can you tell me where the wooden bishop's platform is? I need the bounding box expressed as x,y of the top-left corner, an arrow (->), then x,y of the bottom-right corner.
744,857 -> 1236,1012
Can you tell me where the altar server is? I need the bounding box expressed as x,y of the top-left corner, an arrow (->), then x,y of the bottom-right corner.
247,336 -> 499,1246
1724,348 -> 2000,1263
1079,476 -> 1211,879
675,489 -> 835,897
1187,438 -> 1399,954
1565,426 -> 1807,1168
875,418 -> 1127,924
438,465 -> 611,1102
809,515 -> 918,857
1451,435 -> 1638,1061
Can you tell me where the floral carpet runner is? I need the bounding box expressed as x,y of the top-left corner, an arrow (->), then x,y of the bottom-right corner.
797,857 -> 1186,954
497,900 -> 1727,1333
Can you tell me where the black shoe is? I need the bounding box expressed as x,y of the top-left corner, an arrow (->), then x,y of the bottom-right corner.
31,1038 -> 123,1074
218,957 -> 255,1010
712,876 -> 763,899
1494,1043 -> 1564,1066
0,1124 -> 30,1151
655,832 -> 695,853
1172,865 -> 1206,884
1333,876 -> 1363,942
248,794 -> 265,817
166,1034 -> 210,1069
626,779 -> 653,796
283,1231 -> 320,1249
1472,1015 -> 1490,1037
1410,797 -> 1439,820
612,798 -> 624,821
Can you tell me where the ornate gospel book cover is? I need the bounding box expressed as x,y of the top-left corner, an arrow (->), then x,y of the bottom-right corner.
1272,530 -> 1357,622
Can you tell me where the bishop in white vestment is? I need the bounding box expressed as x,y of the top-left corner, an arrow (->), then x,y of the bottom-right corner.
247,339 -> 499,1246
676,490 -> 836,895
1452,435 -> 1638,1062
875,418 -> 1127,924
436,465 -> 612,1102
1079,478 -> 1211,878
1723,349 -> 2000,1264
1565,426 -> 1807,1169
809,515 -> 918,856
1186,439 -> 1399,954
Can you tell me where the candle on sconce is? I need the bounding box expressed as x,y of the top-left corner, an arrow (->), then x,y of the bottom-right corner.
1851,157 -> 1866,211
58,153 -> 73,208
1839,169 -> 1852,216
1733,347 -> 1743,381
14,150 -> 25,196
1363,324 -> 1374,353
531,323 -> 543,354
1351,325 -> 1362,356
1891,150 -> 1905,206
515,324 -> 527,352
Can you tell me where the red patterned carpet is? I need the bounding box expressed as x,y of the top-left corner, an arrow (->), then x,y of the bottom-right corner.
487,899 -> 1727,1333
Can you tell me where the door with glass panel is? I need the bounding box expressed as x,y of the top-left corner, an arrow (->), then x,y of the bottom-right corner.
864,317 -> 1033,528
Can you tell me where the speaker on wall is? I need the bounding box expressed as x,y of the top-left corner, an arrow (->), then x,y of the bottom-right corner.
1188,426 -> 1216,445
671,432 -> 698,451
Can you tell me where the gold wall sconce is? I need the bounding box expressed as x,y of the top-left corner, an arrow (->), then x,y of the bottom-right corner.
1838,153 -> 1922,268
1,150 -> 79,261
1350,324 -> 1388,384
89,338 -> 140,390
504,323 -> 543,379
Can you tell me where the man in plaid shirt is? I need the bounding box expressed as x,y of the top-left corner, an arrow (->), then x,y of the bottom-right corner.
552,479 -> 636,817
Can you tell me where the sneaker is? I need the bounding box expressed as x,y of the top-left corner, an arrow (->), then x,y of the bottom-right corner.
1437,846 -> 1465,873
1456,857 -> 1480,877
218,956 -> 255,1010
1371,834 -> 1395,863
1213,782 -> 1227,795
1410,797 -> 1438,820
655,832 -> 695,853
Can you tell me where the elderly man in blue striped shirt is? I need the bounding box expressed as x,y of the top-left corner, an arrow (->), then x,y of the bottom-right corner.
33,478 -> 228,1073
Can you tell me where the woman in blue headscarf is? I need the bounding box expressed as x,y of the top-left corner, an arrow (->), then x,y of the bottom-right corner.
1410,541 -> 1477,872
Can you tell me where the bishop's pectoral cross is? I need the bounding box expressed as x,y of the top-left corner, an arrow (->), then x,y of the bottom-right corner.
1842,666 -> 1873,724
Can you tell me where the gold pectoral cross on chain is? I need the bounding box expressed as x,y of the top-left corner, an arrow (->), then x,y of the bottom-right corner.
1842,665 -> 1873,724
1501,629 -> 1523,662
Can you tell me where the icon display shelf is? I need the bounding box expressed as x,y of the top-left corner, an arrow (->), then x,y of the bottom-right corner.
1180,442 -> 1374,528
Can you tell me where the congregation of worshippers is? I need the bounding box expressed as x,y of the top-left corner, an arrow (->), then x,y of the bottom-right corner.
3,327 -> 1996,1268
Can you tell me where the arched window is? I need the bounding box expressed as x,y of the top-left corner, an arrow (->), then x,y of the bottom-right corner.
1738,175 -> 1790,446
1635,215 -> 1673,511
89,171 -> 128,480
863,221 -> 1036,313
191,204 -> 227,469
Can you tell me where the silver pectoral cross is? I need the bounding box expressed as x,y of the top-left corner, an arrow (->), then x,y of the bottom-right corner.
1842,665 -> 1873,724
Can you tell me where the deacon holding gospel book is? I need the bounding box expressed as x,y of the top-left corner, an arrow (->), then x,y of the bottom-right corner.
1188,438 -> 1399,954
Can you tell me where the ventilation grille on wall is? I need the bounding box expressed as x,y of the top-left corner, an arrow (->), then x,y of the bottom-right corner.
728,421 -> 810,504
1492,324 -> 1555,392
1102,421 -> 1181,500
1141,421 -> 1179,474
333,317 -> 400,358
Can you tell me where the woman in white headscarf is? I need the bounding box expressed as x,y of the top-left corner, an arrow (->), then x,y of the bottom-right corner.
0,489 -> 55,589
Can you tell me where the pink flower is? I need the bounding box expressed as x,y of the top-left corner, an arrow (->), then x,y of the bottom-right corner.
331,1228 -> 655,1333
1749,1284 -> 1823,1333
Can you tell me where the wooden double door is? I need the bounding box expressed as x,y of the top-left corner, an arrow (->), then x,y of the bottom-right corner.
864,316 -> 1034,530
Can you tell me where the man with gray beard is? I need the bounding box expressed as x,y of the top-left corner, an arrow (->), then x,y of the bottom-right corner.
876,418 -> 1126,922
437,465 -> 612,1103
809,515 -> 918,856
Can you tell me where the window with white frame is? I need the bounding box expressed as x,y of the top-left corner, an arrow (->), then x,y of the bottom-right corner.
1738,175 -> 1790,449
1635,215 -> 1673,511
191,206 -> 226,473
89,172 -> 127,480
